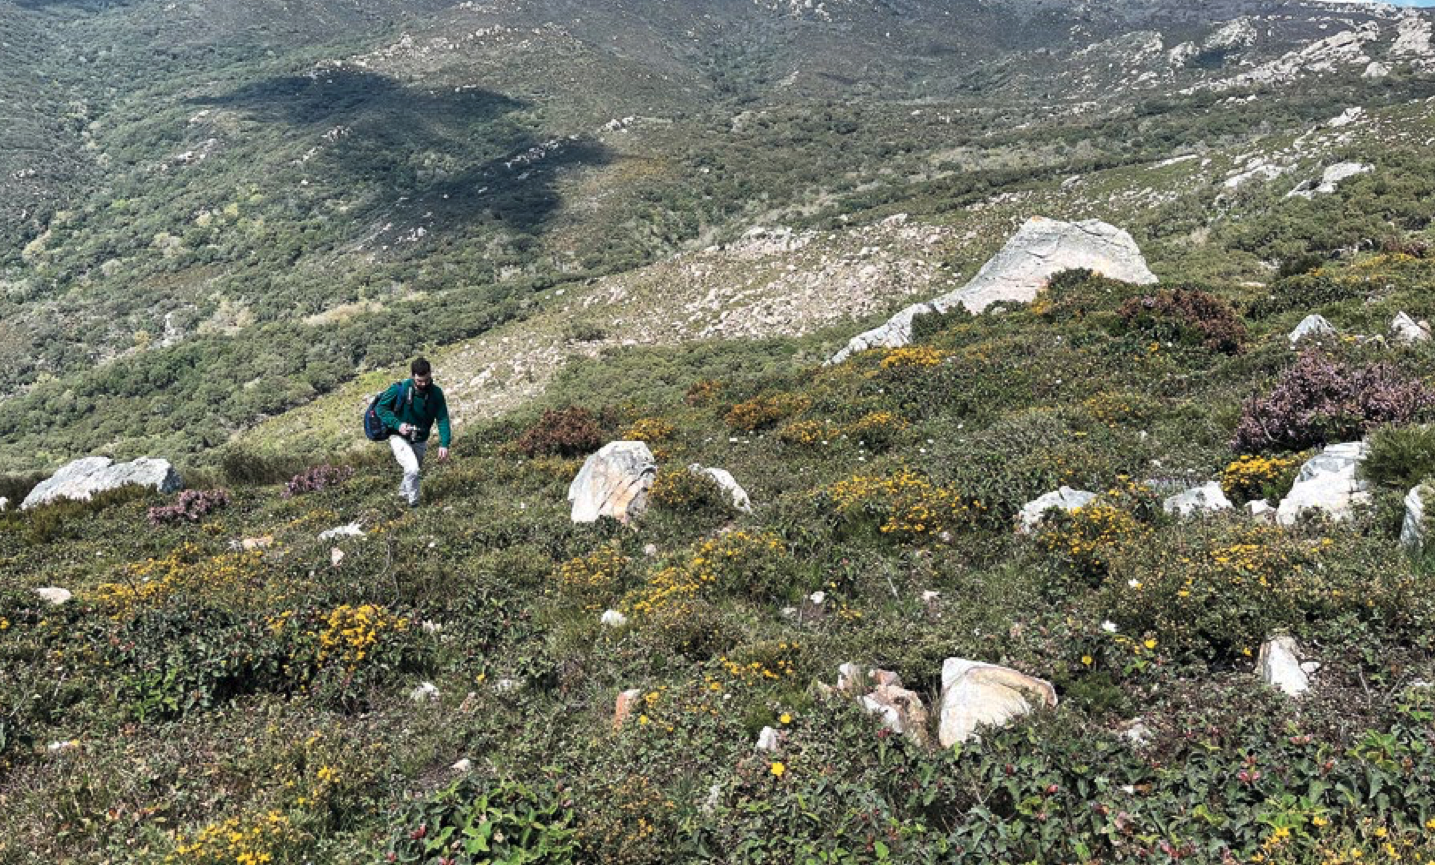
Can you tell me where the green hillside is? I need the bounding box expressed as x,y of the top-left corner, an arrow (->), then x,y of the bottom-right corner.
3,247 -> 1435,863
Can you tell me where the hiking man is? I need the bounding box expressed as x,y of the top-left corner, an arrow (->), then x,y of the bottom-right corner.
374,357 -> 451,508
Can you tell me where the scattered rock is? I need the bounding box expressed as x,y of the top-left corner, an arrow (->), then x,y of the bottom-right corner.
1121,719 -> 1152,747
1247,500 -> 1276,523
920,590 -> 941,605
1391,312 -> 1432,345
1288,314 -> 1336,347
409,682 -> 441,703
330,547 -> 345,568
451,758 -> 472,772
1162,482 -> 1233,517
1401,482 -> 1431,550
860,684 -> 931,747
938,658 -> 1058,747
568,441 -> 657,524
47,740 -> 79,754
238,535 -> 274,551
837,664 -> 902,693
688,464 -> 753,513
643,543 -> 659,557
755,726 -> 780,753
0,497 -> 8,512
613,688 -> 643,728
494,678 -> 521,694
1017,486 -> 1097,534
318,522 -> 365,540
1276,442 -> 1370,526
34,587 -> 72,606
21,456 -> 183,510
600,609 -> 628,628
1258,636 -> 1311,697
830,217 -> 1157,363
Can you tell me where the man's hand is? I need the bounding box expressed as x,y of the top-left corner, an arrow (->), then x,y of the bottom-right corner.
399,423 -> 414,436
437,446 -> 450,462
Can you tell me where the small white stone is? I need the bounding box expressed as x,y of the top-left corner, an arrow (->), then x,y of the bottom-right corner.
421,620 -> 443,634
330,547 -> 344,567
643,543 -> 658,557
600,609 -> 628,628
318,521 -> 364,540
755,726 -> 780,753
34,587 -> 73,606
410,682 -> 441,702
451,758 -> 472,772
494,678 -> 520,693
1101,620 -> 1118,633
1258,636 -> 1310,697
921,590 -> 941,603
808,591 -> 827,605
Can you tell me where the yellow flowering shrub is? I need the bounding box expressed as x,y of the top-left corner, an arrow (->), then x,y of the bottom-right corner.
684,378 -> 723,406
90,545 -> 266,618
824,468 -> 985,540
649,467 -> 730,516
315,603 -> 411,671
1221,454 -> 1302,504
778,419 -> 833,447
555,544 -> 629,605
1039,503 -> 1149,579
622,417 -> 677,443
167,809 -> 297,865
879,346 -> 949,369
1082,391 -> 1152,428
629,531 -> 792,615
724,393 -> 810,431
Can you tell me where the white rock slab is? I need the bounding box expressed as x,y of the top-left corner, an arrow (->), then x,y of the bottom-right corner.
755,726 -> 780,753
1276,442 -> 1370,526
938,658 -> 1058,747
1391,312 -> 1431,345
1401,483 -> 1429,550
319,522 -> 365,540
1163,482 -> 1233,517
34,587 -> 73,606
1017,486 -> 1097,534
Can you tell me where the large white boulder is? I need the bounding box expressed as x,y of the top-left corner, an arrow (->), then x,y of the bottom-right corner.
568,441 -> 657,524
938,658 -> 1058,747
830,217 -> 1157,363
1163,482 -> 1233,517
688,464 -> 753,513
1275,442 -> 1370,526
1258,636 -> 1311,697
1017,486 -> 1097,535
21,456 -> 183,510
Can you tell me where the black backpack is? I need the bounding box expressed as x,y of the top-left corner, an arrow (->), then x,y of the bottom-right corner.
363,381 -> 411,442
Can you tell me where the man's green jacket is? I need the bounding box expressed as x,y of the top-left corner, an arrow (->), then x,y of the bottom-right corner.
375,379 -> 452,446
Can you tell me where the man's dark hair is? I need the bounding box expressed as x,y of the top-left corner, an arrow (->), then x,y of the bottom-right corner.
412,357 -> 432,377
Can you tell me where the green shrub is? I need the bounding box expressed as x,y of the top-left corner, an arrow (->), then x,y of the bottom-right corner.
382,774 -> 577,864
649,467 -> 732,519
1362,423 -> 1435,489
1115,287 -> 1247,354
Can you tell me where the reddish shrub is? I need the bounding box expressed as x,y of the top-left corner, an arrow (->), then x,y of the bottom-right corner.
515,407 -> 604,457
148,488 -> 231,525
282,465 -> 354,499
1117,288 -> 1247,354
1231,352 -> 1435,453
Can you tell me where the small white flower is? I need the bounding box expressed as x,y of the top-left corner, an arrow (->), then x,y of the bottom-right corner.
1127,579 -> 1142,590
1101,620 -> 1118,633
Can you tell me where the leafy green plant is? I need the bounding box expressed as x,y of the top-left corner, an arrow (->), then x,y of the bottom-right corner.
1361,423 -> 1435,489
383,775 -> 578,865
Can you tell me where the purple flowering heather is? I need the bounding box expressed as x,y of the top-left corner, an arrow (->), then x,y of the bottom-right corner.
147,488 -> 232,526
1232,352 -> 1435,453
281,464 -> 355,499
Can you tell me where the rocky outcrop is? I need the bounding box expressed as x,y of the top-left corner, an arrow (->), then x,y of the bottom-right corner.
1017,486 -> 1097,535
319,522 -> 365,540
829,217 -> 1156,363
1163,482 -> 1233,517
21,457 -> 183,510
1288,314 -> 1336,347
1258,636 -> 1313,697
938,658 -> 1058,747
34,587 -> 72,606
613,688 -> 644,729
1276,442 -> 1370,527
569,441 -> 657,524
688,464 -> 753,513
1287,162 -> 1372,199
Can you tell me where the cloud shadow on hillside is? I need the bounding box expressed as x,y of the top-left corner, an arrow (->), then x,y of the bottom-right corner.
190,68 -> 609,237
